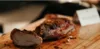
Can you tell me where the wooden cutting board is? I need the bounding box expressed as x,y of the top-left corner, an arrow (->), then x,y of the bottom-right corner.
0,16 -> 100,49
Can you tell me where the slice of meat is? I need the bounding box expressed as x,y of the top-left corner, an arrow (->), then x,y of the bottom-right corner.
10,29 -> 42,47
35,14 -> 75,40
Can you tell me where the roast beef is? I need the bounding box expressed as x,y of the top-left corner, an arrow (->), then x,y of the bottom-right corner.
10,29 -> 42,47
10,14 -> 75,47
35,14 -> 75,40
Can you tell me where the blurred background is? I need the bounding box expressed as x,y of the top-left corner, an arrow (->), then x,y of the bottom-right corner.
0,0 -> 99,34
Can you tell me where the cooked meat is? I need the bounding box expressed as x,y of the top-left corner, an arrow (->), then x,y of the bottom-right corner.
10,14 -> 75,48
35,14 -> 75,40
10,29 -> 42,47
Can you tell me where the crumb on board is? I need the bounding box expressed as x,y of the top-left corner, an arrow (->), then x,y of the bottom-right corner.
68,36 -> 76,39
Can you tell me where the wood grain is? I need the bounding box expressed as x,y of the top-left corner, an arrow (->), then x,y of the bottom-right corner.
0,16 -> 100,49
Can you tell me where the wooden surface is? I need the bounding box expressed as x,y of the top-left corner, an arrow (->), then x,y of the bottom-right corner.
0,16 -> 100,49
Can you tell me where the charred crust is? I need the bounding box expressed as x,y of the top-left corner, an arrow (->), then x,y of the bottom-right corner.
10,28 -> 42,47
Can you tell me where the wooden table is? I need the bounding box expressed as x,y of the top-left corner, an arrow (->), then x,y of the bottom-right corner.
0,16 -> 100,49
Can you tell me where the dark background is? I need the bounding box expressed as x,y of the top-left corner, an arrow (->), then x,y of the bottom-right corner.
0,1 -> 100,33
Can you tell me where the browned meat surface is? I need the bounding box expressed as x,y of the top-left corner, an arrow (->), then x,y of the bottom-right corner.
10,14 -> 75,48
10,29 -> 42,47
35,14 -> 75,40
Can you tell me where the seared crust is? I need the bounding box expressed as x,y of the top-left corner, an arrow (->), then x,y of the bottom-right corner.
10,29 -> 42,47
35,14 -> 75,40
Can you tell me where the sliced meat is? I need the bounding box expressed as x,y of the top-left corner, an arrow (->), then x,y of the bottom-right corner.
35,14 -> 75,40
10,29 -> 42,47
